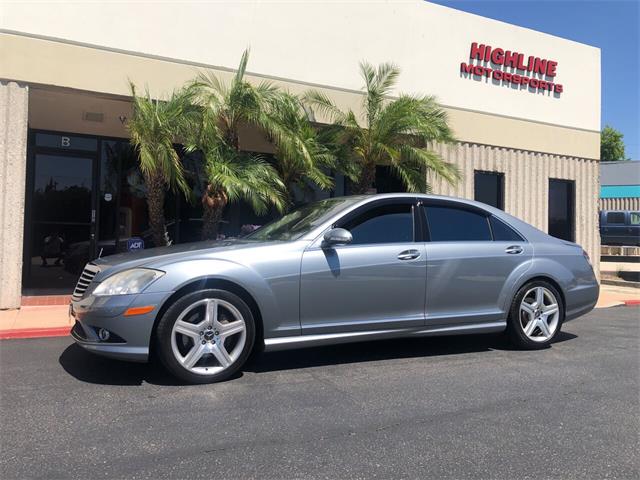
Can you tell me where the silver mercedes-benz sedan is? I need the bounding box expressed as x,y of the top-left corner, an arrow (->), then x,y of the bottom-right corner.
70,194 -> 599,383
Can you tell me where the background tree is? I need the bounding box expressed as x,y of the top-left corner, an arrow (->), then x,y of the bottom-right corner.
600,125 -> 627,161
188,49 -> 289,239
305,62 -> 460,194
127,84 -> 194,247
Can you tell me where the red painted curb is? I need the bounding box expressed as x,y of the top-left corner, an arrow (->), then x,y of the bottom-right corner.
0,327 -> 71,340
624,299 -> 640,306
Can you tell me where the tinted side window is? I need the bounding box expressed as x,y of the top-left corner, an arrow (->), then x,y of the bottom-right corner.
631,213 -> 640,225
490,216 -> 525,241
424,205 -> 491,242
606,212 -> 625,224
341,204 -> 414,245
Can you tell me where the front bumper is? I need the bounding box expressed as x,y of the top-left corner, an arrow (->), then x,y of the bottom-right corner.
70,291 -> 171,363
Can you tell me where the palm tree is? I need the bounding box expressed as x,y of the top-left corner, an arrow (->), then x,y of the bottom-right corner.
305,62 -> 460,194
197,142 -> 286,240
188,49 -> 316,237
127,84 -> 194,247
267,93 -> 336,207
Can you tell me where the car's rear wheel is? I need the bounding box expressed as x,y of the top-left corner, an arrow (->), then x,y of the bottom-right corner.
507,280 -> 563,349
156,289 -> 255,383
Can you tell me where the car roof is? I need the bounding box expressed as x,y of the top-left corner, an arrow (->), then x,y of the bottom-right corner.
330,193 -> 502,211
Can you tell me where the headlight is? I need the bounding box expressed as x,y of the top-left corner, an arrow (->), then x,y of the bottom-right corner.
93,268 -> 164,296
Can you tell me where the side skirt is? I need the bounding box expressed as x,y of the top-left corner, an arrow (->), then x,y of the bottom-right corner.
263,321 -> 506,352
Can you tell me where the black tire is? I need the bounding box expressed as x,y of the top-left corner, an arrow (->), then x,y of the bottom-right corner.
506,280 -> 564,350
155,289 -> 256,384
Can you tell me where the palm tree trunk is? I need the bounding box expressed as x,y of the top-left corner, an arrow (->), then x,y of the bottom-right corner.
283,188 -> 294,213
351,162 -> 377,194
201,186 -> 228,240
145,171 -> 168,247
282,171 -> 294,212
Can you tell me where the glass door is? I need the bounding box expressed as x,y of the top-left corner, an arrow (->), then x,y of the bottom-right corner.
25,132 -> 98,289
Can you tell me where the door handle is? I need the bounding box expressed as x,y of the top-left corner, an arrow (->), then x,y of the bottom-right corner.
397,249 -> 421,260
505,245 -> 523,255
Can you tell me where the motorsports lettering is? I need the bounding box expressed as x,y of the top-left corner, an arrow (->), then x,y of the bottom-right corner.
461,42 -> 563,94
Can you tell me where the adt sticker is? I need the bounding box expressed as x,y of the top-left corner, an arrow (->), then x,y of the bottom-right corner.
127,237 -> 144,252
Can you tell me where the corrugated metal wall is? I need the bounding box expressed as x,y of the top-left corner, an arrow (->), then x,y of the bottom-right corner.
428,142 -> 600,277
599,198 -> 640,211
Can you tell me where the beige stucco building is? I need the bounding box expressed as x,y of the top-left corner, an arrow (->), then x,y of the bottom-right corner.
0,0 -> 600,309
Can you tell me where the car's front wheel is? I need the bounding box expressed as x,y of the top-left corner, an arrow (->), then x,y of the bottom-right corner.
156,289 -> 256,383
507,280 -> 563,349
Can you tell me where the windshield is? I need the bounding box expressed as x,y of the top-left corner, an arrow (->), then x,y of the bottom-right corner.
246,197 -> 357,241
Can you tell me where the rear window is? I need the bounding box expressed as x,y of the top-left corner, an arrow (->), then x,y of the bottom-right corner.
606,212 -> 626,224
423,206 -> 491,242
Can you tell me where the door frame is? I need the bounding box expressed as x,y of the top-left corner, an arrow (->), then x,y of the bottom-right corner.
23,129 -> 129,288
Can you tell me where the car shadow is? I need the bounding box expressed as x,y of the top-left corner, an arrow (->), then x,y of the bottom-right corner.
59,330 -> 578,386
59,344 -> 183,387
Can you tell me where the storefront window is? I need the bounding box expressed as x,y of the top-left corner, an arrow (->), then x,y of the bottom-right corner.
119,155 -> 150,243
97,141 -> 126,256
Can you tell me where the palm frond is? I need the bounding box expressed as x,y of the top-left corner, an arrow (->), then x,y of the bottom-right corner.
360,61 -> 400,127
267,93 -> 336,195
302,90 -> 348,124
127,82 -> 193,198
398,145 -> 461,189
235,48 -> 250,84
204,147 -> 286,214
375,63 -> 401,97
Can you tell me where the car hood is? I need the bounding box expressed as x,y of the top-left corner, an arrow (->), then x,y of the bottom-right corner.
91,238 -> 285,276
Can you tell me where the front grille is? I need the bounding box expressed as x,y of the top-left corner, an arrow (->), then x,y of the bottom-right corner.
72,263 -> 101,300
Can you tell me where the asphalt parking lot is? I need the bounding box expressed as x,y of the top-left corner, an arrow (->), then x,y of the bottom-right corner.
1,307 -> 638,479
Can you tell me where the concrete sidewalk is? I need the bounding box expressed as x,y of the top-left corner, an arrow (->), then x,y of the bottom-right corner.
0,284 -> 637,339
596,284 -> 640,308
0,305 -> 71,331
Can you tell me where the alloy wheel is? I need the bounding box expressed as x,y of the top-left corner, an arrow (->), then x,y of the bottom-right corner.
519,286 -> 560,342
170,298 -> 247,375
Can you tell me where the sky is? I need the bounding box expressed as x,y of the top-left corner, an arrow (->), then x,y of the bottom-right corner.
429,0 -> 640,160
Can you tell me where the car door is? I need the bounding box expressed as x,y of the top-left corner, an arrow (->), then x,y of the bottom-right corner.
421,201 -> 533,326
299,198 -> 426,334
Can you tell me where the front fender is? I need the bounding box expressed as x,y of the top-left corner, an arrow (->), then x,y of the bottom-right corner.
146,258 -> 297,338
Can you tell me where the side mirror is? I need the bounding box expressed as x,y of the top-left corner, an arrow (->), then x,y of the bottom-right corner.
322,228 -> 352,247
